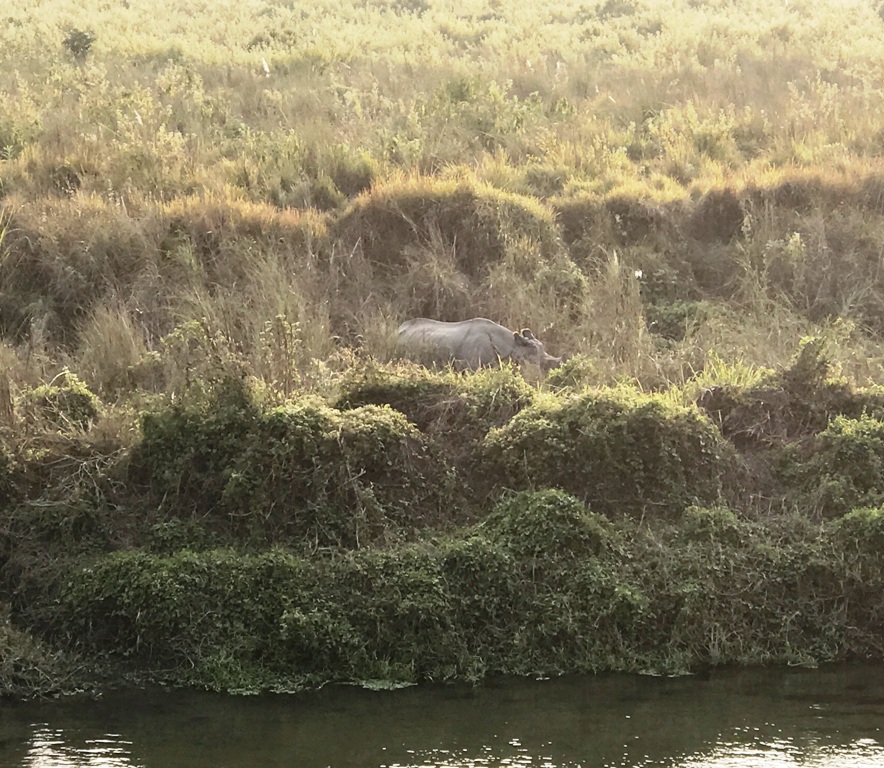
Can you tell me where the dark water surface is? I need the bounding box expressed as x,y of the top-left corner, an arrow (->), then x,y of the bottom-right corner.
1,664 -> 882,767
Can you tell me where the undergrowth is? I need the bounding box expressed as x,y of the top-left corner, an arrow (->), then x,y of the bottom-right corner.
46,493 -> 884,692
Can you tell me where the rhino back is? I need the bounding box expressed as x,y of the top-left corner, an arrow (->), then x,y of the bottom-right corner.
398,318 -> 515,368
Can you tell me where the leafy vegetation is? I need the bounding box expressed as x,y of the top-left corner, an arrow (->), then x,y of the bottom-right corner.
49,492 -> 883,691
2,0 -> 884,697
484,389 -> 733,516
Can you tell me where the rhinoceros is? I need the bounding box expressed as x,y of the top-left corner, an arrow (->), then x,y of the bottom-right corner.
397,317 -> 565,372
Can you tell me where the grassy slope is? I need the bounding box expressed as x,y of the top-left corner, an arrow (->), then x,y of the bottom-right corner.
2,0 -> 884,387
2,0 -> 884,696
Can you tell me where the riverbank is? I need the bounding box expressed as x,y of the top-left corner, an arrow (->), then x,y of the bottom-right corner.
2,352 -> 883,698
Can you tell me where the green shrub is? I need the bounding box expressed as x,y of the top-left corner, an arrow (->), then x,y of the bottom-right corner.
47,502 -> 884,692
62,28 -> 95,61
128,376 -> 259,518
638,517 -> 845,667
217,397 -> 337,526
442,515 -> 644,675
222,400 -> 451,546
778,337 -> 862,428
544,354 -> 596,392
337,363 -> 535,434
326,548 -> 464,681
131,378 -> 454,546
57,548 -> 317,683
479,489 -> 613,559
336,365 -> 462,430
803,414 -> 884,517
147,518 -> 221,555
829,507 -> 884,604
437,535 -> 520,651
529,557 -> 649,670
828,507 -> 884,641
302,143 -> 377,198
0,604 -> 79,698
697,383 -> 800,448
678,504 -> 746,546
337,364 -> 536,504
483,389 -> 731,517
696,338 -> 883,449
58,545 -> 468,686
279,606 -> 362,677
7,499 -> 111,558
829,506 -> 884,553
645,300 -> 711,341
20,372 -> 100,431
271,174 -> 345,211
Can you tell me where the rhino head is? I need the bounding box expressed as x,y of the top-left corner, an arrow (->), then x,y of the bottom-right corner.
512,329 -> 565,372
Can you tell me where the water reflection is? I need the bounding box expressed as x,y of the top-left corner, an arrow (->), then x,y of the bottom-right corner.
381,737 -> 884,768
1,663 -> 882,768
677,738 -> 884,767
22,727 -> 140,768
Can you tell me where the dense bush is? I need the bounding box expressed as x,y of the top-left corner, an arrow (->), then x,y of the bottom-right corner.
483,389 -> 733,517
52,491 -> 642,687
18,372 -> 100,431
336,362 -> 535,433
800,415 -> 884,517
50,492 -> 883,692
128,377 -> 455,547
222,400 -> 452,545
56,548 -> 319,689
337,364 -> 538,502
831,506 -> 884,553
1,604 -> 79,697
127,377 -> 261,519
696,337 -> 884,451
478,488 -> 614,559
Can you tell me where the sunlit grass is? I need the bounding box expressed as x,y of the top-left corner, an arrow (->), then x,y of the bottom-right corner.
2,0 -> 884,402
3,0 -> 884,198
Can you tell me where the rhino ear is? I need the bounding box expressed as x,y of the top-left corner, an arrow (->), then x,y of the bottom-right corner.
521,328 -> 536,340
513,331 -> 530,346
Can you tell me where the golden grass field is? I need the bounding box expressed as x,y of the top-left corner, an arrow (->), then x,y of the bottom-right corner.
2,0 -> 884,410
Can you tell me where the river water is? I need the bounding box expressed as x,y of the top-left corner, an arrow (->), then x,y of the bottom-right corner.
1,664 -> 882,768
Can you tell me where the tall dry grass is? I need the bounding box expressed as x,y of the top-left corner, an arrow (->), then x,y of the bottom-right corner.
2,0 -> 884,410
